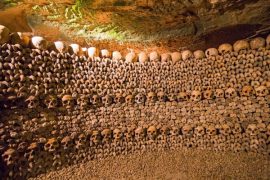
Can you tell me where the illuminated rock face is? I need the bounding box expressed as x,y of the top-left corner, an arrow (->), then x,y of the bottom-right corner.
86,0 -> 270,38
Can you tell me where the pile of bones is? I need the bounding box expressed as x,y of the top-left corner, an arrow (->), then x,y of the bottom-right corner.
0,25 -> 270,179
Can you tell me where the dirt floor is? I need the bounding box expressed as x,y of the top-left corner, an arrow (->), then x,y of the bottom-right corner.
30,149 -> 270,180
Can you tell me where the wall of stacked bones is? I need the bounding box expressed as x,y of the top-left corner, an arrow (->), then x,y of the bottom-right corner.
0,24 -> 270,179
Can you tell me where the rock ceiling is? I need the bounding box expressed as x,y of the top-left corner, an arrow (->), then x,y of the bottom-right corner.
0,0 -> 269,50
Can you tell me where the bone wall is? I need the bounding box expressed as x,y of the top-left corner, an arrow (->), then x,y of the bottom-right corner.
0,27 -> 270,179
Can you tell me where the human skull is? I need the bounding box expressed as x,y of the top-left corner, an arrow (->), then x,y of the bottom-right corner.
159,126 -> 169,136
171,52 -> 181,63
138,52 -> 149,63
246,124 -> 258,136
241,86 -> 254,97
193,50 -> 205,60
88,47 -> 99,60
233,40 -> 249,53
147,92 -> 157,103
157,91 -> 167,102
100,49 -> 111,58
113,129 -> 123,141
220,124 -> 231,136
25,95 -> 39,109
52,41 -> 67,53
257,123 -> 266,134
218,43 -> 233,54
91,130 -> 101,145
0,25 -> 10,44
61,95 -> 74,109
125,51 -> 137,63
168,93 -> 177,102
161,53 -> 172,63
112,51 -> 122,61
2,148 -> 17,166
91,94 -> 101,106
24,142 -> 40,161
177,92 -> 189,101
77,95 -> 90,108
147,126 -> 157,140
205,48 -> 218,58
250,37 -> 265,50
124,126 -> 135,141
115,93 -> 125,104
182,124 -> 193,136
10,32 -> 30,47
44,95 -> 58,109
76,134 -> 87,149
135,93 -> 146,104
255,86 -> 269,97
195,126 -> 205,137
225,88 -> 237,99
181,50 -> 193,60
68,43 -> 82,55
232,123 -> 243,134
170,127 -> 180,137
44,138 -> 59,152
102,94 -> 113,107
190,90 -> 202,102
101,129 -> 112,143
214,89 -> 225,99
31,36 -> 47,50
149,51 -> 160,62
206,125 -> 217,136
125,94 -> 134,105
61,136 -> 74,151
135,127 -> 145,141
203,90 -> 214,100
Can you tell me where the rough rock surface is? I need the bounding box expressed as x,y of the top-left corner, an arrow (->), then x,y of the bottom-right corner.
88,0 -> 270,38
0,0 -> 269,49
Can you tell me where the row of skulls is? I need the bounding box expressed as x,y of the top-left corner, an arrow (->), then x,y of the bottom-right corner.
0,85 -> 269,109
0,27 -> 270,102
0,44 -> 269,99
2,122 -> 270,163
2,122 -> 270,179
1,24 -> 270,63
2,122 -> 270,154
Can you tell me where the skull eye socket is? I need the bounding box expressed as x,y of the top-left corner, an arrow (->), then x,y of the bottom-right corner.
45,144 -> 50,148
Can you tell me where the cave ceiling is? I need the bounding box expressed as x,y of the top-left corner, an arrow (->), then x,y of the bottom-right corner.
0,0 -> 269,51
